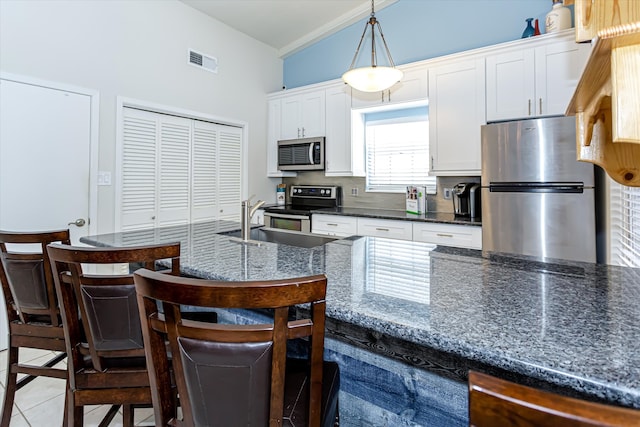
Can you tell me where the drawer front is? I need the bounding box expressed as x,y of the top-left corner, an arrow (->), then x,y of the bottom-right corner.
413,223 -> 482,249
312,214 -> 357,237
357,218 -> 413,240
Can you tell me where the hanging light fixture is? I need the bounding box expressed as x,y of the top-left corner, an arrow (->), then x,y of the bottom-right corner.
342,0 -> 403,93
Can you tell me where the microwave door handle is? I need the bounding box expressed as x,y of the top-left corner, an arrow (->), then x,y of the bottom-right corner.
309,143 -> 314,164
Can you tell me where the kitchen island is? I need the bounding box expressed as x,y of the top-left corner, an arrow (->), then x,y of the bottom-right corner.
82,220 -> 640,426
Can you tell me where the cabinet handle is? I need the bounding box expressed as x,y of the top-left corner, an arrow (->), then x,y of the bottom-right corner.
297,128 -> 301,138
301,127 -> 305,137
528,99 -> 532,116
431,156 -> 434,169
436,233 -> 453,238
539,98 -> 542,115
381,91 -> 384,103
376,227 -> 390,231
327,223 -> 338,226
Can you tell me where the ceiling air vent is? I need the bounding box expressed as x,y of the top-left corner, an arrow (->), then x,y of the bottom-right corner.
188,49 -> 218,73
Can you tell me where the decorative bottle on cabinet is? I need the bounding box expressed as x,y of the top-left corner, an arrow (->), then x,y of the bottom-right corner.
522,18 -> 535,38
545,0 -> 572,33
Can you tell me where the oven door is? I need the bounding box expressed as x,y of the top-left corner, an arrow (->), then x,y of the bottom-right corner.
263,212 -> 311,233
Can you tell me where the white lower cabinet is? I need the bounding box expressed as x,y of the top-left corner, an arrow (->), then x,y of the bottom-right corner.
357,218 -> 413,241
412,222 -> 482,250
313,214 -> 482,249
312,214 -> 358,237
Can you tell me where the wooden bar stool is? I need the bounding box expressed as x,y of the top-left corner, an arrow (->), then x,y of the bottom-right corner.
468,370 -> 640,427
134,269 -> 341,427
47,242 -> 180,427
0,229 -> 71,426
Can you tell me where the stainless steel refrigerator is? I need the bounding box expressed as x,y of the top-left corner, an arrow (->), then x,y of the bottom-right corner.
481,116 -> 595,263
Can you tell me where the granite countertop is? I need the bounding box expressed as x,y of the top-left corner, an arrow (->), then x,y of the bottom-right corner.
81,220 -> 639,409
313,207 -> 482,226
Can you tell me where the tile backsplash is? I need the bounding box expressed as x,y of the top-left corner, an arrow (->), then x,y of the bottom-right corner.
282,172 -> 480,213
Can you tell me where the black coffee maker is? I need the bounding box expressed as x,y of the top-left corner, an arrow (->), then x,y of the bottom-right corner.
452,182 -> 481,218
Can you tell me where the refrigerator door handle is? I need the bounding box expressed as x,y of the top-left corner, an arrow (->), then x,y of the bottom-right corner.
489,182 -> 584,193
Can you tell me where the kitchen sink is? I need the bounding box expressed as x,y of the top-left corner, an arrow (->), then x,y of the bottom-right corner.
219,227 -> 337,248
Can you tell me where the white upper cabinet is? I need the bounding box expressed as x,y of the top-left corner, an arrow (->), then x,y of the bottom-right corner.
428,57 -> 486,176
325,83 -> 365,176
486,36 -> 591,122
267,99 -> 296,177
350,65 -> 428,108
280,90 -> 325,140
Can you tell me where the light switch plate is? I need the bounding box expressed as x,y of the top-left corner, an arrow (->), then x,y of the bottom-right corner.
97,171 -> 111,186
443,188 -> 452,200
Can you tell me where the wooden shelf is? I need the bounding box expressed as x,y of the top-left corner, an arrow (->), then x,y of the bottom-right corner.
566,22 -> 640,186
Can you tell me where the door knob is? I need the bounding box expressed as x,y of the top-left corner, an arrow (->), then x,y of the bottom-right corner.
68,218 -> 86,227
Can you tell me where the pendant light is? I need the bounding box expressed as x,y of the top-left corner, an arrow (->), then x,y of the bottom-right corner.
342,0 -> 403,93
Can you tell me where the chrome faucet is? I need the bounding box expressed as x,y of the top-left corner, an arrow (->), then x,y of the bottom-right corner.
241,197 -> 265,241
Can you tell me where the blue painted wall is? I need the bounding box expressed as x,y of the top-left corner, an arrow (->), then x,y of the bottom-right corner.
284,0 -> 571,89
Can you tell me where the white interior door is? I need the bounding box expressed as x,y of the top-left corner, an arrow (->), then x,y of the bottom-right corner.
0,78 -> 93,350
0,79 -> 91,242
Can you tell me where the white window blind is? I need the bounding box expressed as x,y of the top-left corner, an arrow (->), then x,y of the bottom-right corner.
365,106 -> 436,193
611,181 -> 640,267
365,238 -> 433,304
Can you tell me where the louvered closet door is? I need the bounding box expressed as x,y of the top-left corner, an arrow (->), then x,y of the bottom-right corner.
217,126 -> 242,221
158,115 -> 191,227
121,108 -> 158,231
192,120 -> 217,222
120,107 -> 243,230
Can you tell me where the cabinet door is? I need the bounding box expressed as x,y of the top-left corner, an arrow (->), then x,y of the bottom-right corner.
412,222 -> 482,249
429,58 -> 485,175
357,218 -> 413,240
534,41 -> 591,117
280,96 -> 302,140
266,99 -> 296,177
300,91 -> 325,138
325,84 -> 365,176
280,91 -> 325,139
312,214 -> 357,237
486,49 -> 536,122
351,66 -> 427,108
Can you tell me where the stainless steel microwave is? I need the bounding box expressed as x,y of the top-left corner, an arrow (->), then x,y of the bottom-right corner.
277,137 -> 325,171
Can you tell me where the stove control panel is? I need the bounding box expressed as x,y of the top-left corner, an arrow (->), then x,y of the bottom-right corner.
290,185 -> 340,200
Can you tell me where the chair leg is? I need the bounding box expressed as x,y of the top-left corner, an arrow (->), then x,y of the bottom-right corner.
0,347 -> 19,427
66,386 -> 83,427
123,404 -> 134,427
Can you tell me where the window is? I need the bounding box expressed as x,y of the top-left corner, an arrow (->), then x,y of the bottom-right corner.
364,106 -> 436,193
611,181 -> 640,267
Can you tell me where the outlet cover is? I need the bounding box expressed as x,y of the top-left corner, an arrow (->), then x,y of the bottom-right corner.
443,188 -> 452,200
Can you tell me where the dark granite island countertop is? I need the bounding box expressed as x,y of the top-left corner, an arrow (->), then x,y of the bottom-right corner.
81,220 -> 640,424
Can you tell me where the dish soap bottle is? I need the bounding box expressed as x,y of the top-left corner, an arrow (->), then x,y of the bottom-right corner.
545,0 -> 571,33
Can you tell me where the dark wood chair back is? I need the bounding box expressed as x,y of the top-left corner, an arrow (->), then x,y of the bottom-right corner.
134,269 -> 340,427
47,242 -> 180,427
0,229 -> 71,425
468,370 -> 640,427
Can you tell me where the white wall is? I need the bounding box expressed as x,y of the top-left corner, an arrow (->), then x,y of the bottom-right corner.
0,0 -> 283,234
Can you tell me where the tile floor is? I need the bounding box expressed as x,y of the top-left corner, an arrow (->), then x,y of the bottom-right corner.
0,349 -> 155,426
